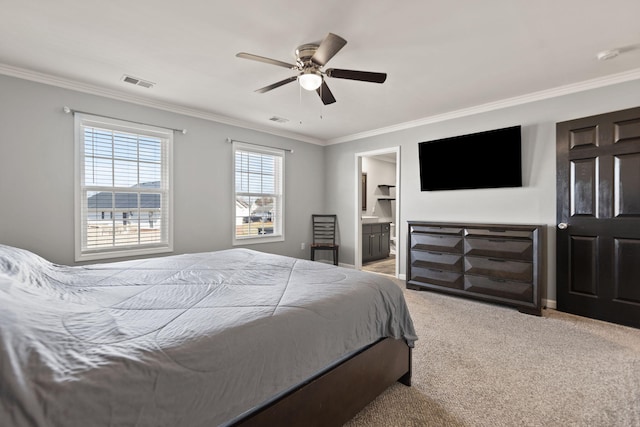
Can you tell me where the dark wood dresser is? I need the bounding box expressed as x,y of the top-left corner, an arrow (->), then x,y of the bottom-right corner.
406,221 -> 546,315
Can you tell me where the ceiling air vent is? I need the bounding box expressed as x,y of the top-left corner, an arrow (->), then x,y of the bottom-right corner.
121,75 -> 155,89
269,116 -> 289,124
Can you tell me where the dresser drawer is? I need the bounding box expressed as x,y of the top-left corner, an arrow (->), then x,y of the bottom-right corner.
409,266 -> 464,290
410,225 -> 462,235
411,250 -> 463,272
464,275 -> 533,302
464,256 -> 533,282
410,233 -> 463,253
464,227 -> 533,239
464,237 -> 533,261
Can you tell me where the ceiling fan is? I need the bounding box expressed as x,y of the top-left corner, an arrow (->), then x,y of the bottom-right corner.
236,33 -> 387,105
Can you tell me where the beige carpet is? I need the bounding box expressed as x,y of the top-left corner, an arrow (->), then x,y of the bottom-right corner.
345,281 -> 640,426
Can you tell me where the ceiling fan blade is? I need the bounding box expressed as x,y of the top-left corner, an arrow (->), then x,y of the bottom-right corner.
236,52 -> 296,69
311,33 -> 347,66
326,68 -> 387,83
255,76 -> 298,93
316,81 -> 336,105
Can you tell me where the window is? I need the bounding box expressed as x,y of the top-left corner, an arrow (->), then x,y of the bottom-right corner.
232,141 -> 284,245
75,114 -> 173,261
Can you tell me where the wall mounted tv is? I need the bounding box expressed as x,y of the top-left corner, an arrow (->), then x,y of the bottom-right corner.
419,125 -> 522,191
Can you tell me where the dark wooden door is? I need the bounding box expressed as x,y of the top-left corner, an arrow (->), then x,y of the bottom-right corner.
556,106 -> 640,328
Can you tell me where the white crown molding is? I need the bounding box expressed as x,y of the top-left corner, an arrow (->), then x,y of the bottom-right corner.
0,63 -> 325,146
3,63 -> 640,147
327,67 -> 640,145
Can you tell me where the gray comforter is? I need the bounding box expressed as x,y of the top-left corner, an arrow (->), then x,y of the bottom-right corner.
0,245 -> 417,426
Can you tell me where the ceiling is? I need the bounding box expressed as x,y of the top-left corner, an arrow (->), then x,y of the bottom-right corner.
2,1 -> 640,145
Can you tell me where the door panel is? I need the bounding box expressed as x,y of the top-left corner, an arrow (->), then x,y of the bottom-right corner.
570,158 -> 597,216
569,236 -> 597,296
615,117 -> 640,142
615,153 -> 640,216
569,126 -> 598,148
557,106 -> 640,328
614,238 -> 640,303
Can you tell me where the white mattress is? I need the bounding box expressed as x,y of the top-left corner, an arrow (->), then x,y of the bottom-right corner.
0,245 -> 417,426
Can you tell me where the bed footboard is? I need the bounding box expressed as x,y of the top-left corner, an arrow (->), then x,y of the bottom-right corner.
231,337 -> 411,426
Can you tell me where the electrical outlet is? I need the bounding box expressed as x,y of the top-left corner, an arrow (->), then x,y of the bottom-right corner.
301,242 -> 305,250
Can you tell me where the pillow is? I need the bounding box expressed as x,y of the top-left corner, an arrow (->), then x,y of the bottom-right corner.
0,244 -> 56,290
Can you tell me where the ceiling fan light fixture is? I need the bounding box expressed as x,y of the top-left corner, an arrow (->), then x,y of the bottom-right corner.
237,33 -> 385,105
299,69 -> 322,91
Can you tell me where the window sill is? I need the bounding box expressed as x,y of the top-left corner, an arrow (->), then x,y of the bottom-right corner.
75,245 -> 173,262
233,235 -> 284,246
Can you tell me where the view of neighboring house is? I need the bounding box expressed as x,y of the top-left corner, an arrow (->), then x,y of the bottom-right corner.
87,183 -> 162,227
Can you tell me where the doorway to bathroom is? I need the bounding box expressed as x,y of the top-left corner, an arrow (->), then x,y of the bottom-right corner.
354,147 -> 400,277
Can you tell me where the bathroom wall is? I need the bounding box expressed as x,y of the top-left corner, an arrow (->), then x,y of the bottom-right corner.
361,156 -> 396,222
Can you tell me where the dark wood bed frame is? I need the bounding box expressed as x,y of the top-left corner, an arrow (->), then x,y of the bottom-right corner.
229,337 -> 412,426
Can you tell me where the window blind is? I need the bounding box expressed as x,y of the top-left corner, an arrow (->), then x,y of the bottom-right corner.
75,114 -> 173,260
232,141 -> 284,244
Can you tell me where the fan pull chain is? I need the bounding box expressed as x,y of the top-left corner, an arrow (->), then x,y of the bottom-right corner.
319,83 -> 323,120
299,81 -> 304,125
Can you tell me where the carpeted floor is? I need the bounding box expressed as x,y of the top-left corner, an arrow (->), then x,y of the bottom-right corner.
345,280 -> 640,426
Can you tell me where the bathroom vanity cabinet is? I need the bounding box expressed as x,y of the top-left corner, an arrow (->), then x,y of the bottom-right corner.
362,222 -> 391,263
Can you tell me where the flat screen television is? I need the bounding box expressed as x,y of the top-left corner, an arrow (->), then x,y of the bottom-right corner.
419,125 -> 522,191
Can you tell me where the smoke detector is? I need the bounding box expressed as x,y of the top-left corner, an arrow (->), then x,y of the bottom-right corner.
596,43 -> 640,61
596,49 -> 620,61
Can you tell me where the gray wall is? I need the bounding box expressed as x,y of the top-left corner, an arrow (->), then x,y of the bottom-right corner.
324,79 -> 640,304
0,74 -> 325,264
2,72 -> 640,303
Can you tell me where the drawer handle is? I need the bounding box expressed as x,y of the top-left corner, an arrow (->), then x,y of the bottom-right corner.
428,268 -> 443,273
488,258 -> 506,262
428,251 -> 443,255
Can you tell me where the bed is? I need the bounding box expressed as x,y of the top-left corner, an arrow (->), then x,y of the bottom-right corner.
0,244 -> 417,426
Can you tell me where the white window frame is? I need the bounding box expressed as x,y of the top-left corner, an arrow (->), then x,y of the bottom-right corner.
232,141 -> 285,245
74,113 -> 174,261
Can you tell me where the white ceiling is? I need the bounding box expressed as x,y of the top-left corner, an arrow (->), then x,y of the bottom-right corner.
2,1 -> 640,144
